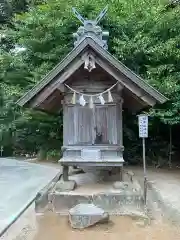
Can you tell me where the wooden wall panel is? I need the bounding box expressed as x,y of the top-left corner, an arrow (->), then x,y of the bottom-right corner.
96,105 -> 118,145
107,105 -> 117,145
76,106 -> 93,144
95,106 -> 108,144
63,105 -> 75,145
116,103 -> 123,146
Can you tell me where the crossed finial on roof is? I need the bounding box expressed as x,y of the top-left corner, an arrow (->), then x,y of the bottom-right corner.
72,6 -> 109,49
72,5 -> 108,26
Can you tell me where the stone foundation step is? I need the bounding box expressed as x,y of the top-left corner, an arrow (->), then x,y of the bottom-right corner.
49,190 -> 144,216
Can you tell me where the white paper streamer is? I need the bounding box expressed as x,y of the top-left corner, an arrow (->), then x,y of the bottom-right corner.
64,82 -> 118,106
89,96 -> 94,108
79,95 -> 86,106
108,90 -> 113,102
99,94 -> 105,105
71,92 -> 76,104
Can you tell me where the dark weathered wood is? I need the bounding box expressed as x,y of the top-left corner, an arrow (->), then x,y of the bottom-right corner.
36,89 -> 63,113
63,103 -> 120,146
96,57 -> 157,107
16,40 -> 90,107
95,105 -> 118,144
31,58 -> 83,108
76,106 -> 93,144
122,88 -> 147,112
117,102 -> 123,146
84,38 -> 167,104
63,105 -> 75,145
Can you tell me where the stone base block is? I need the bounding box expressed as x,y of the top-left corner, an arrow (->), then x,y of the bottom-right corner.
113,181 -> 129,190
69,203 -> 109,229
55,180 -> 76,192
50,190 -> 144,216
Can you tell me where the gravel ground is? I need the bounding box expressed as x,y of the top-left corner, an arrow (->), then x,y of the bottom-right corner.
2,164 -> 180,240
2,207 -> 180,240
130,166 -> 180,217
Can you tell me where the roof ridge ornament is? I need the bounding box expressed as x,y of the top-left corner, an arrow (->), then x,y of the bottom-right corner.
72,6 -> 109,49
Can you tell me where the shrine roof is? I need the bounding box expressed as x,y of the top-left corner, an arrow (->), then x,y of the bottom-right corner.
17,36 -> 167,113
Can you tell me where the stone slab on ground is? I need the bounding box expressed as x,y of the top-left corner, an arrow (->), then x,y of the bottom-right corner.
0,158 -> 59,235
69,203 -> 109,229
55,180 -> 76,192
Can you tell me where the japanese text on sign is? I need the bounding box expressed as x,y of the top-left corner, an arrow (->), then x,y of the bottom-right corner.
138,115 -> 148,138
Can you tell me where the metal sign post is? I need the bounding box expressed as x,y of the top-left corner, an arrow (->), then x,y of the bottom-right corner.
138,114 -> 148,206
0,146 -> 3,157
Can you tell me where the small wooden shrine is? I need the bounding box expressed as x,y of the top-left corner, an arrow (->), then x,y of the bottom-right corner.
17,7 -> 167,180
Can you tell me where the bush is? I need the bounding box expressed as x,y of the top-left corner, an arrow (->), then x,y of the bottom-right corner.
46,149 -> 61,162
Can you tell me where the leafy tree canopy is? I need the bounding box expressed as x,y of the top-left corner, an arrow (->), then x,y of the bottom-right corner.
1,0 -> 180,162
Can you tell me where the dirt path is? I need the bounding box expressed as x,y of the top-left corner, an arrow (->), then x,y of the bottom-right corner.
2,208 -> 180,240
129,166 -> 180,222
2,164 -> 180,240
33,213 -> 180,240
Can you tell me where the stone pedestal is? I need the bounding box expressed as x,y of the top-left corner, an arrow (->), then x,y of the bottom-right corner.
50,182 -> 144,216
55,180 -> 76,192
62,165 -> 69,181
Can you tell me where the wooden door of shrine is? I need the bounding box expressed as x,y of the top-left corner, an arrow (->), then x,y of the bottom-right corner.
64,104 -> 118,146
95,105 -> 118,145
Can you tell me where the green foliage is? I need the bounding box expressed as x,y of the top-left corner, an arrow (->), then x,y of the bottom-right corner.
110,2 -> 180,125
13,110 -> 63,152
0,0 -> 180,164
46,149 -> 61,161
0,0 -> 45,23
0,0 -> 12,23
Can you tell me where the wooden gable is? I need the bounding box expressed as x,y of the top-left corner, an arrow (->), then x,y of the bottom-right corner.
17,37 -> 167,113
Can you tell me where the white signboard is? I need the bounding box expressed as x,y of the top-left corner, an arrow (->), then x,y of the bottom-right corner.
138,115 -> 148,138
